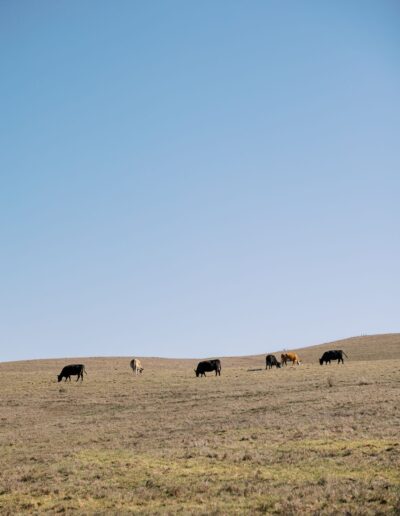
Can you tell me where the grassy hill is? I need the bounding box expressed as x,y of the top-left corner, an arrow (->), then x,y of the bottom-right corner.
275,333 -> 400,363
0,334 -> 399,514
230,332 -> 400,368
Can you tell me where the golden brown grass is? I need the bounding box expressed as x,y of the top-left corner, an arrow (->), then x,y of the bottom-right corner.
0,334 -> 399,514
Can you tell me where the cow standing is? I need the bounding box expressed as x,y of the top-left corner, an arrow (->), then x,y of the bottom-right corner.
281,352 -> 301,366
319,350 -> 348,365
266,354 -> 281,369
195,359 -> 221,377
130,358 -> 143,375
57,364 -> 87,382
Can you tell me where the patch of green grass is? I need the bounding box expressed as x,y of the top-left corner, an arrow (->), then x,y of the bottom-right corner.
69,446 -> 400,513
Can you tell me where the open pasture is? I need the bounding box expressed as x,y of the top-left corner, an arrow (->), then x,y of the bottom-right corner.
0,334 -> 399,514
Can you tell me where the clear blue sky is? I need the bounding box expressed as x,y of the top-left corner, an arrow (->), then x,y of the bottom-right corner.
1,1 -> 399,361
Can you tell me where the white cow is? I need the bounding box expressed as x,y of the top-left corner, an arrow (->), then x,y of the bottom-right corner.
130,358 -> 143,375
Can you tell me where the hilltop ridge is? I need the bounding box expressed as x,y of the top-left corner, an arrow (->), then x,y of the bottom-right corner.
1,333 -> 399,368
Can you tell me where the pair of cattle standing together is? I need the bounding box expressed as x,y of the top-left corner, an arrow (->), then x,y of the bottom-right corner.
265,352 -> 301,369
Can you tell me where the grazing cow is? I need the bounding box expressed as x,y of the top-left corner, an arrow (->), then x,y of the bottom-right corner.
319,350 -> 348,365
281,352 -> 301,366
195,359 -> 221,377
57,364 -> 86,382
130,359 -> 143,375
265,354 -> 281,369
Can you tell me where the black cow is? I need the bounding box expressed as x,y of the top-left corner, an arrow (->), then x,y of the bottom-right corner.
319,350 -> 348,365
266,354 -> 281,369
57,364 -> 87,382
195,359 -> 221,377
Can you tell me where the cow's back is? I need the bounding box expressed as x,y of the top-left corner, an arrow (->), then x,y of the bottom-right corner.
62,364 -> 83,374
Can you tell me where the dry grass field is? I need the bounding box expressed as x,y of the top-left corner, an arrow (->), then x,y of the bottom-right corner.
0,334 -> 399,514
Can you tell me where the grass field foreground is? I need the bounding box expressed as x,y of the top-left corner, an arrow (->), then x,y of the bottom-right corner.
0,334 -> 400,514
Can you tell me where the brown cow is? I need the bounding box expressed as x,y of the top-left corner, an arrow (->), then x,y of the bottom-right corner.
130,358 -> 143,375
281,352 -> 301,366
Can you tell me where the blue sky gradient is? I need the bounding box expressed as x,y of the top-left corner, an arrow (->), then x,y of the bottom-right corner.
1,1 -> 399,361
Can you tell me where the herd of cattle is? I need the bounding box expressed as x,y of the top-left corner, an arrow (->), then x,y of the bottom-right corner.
57,349 -> 348,382
266,349 -> 348,369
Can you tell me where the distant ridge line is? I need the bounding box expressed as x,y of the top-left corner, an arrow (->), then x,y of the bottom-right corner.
0,333 -> 399,365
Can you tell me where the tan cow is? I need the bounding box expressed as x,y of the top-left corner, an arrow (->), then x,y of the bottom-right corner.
281,352 -> 301,366
130,358 -> 143,375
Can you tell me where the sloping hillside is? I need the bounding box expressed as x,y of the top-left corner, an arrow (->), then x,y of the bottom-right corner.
1,334 -> 399,372
215,333 -> 400,369
274,333 -> 400,363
